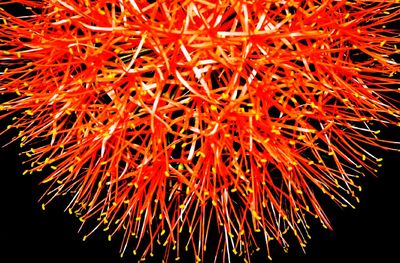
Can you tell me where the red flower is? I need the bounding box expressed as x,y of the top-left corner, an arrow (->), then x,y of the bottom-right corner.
1,1 -> 399,262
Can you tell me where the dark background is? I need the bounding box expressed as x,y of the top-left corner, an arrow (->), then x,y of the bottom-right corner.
1,2 -> 400,263
1,126 -> 399,263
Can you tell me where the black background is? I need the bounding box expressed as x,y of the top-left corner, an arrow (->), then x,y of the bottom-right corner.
2,2 -> 400,263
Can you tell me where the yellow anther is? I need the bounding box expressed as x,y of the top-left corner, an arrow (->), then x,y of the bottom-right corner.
196,151 -> 205,158
98,8 -> 106,15
221,93 -> 229,99
298,135 -> 306,140
252,210 -> 262,220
